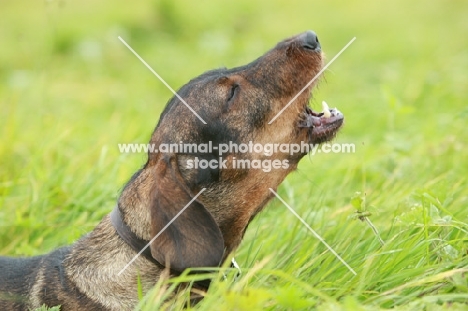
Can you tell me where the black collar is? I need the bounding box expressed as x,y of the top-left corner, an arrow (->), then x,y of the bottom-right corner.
110,206 -> 164,268
109,206 -> 241,290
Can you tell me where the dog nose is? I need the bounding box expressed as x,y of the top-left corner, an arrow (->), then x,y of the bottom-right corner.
300,30 -> 321,51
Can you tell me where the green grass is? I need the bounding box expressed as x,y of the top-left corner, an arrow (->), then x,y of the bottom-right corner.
1,0 -> 467,310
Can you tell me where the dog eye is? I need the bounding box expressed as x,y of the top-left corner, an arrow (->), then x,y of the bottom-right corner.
227,84 -> 239,103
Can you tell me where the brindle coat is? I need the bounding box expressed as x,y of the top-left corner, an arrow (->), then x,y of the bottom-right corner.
0,31 -> 343,310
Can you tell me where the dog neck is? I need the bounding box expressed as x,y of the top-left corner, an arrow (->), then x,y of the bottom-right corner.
109,205 -> 240,289
110,206 -> 163,268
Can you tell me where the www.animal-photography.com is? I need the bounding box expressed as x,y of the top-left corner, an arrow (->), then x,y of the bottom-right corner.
1,1 -> 467,310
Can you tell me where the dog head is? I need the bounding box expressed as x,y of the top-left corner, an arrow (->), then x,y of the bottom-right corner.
119,31 -> 344,272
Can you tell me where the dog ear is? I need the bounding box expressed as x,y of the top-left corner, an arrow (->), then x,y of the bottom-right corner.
148,155 -> 225,272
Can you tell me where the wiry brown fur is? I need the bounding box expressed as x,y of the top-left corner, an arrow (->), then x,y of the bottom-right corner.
0,31 -> 342,310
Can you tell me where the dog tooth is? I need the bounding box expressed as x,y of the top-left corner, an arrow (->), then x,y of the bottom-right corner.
322,101 -> 331,118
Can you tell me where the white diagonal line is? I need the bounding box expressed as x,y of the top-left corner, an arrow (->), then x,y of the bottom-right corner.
117,188 -> 206,276
118,36 -> 207,124
269,188 -> 357,275
268,37 -> 356,124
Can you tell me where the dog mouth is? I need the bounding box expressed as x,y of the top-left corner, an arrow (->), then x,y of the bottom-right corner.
299,101 -> 344,144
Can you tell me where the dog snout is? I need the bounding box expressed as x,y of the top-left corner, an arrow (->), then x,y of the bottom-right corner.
299,30 -> 321,51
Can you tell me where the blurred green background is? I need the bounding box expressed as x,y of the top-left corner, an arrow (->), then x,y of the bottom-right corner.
1,0 -> 467,309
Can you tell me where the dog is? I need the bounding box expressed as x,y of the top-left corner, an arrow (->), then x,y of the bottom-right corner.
0,30 -> 343,310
